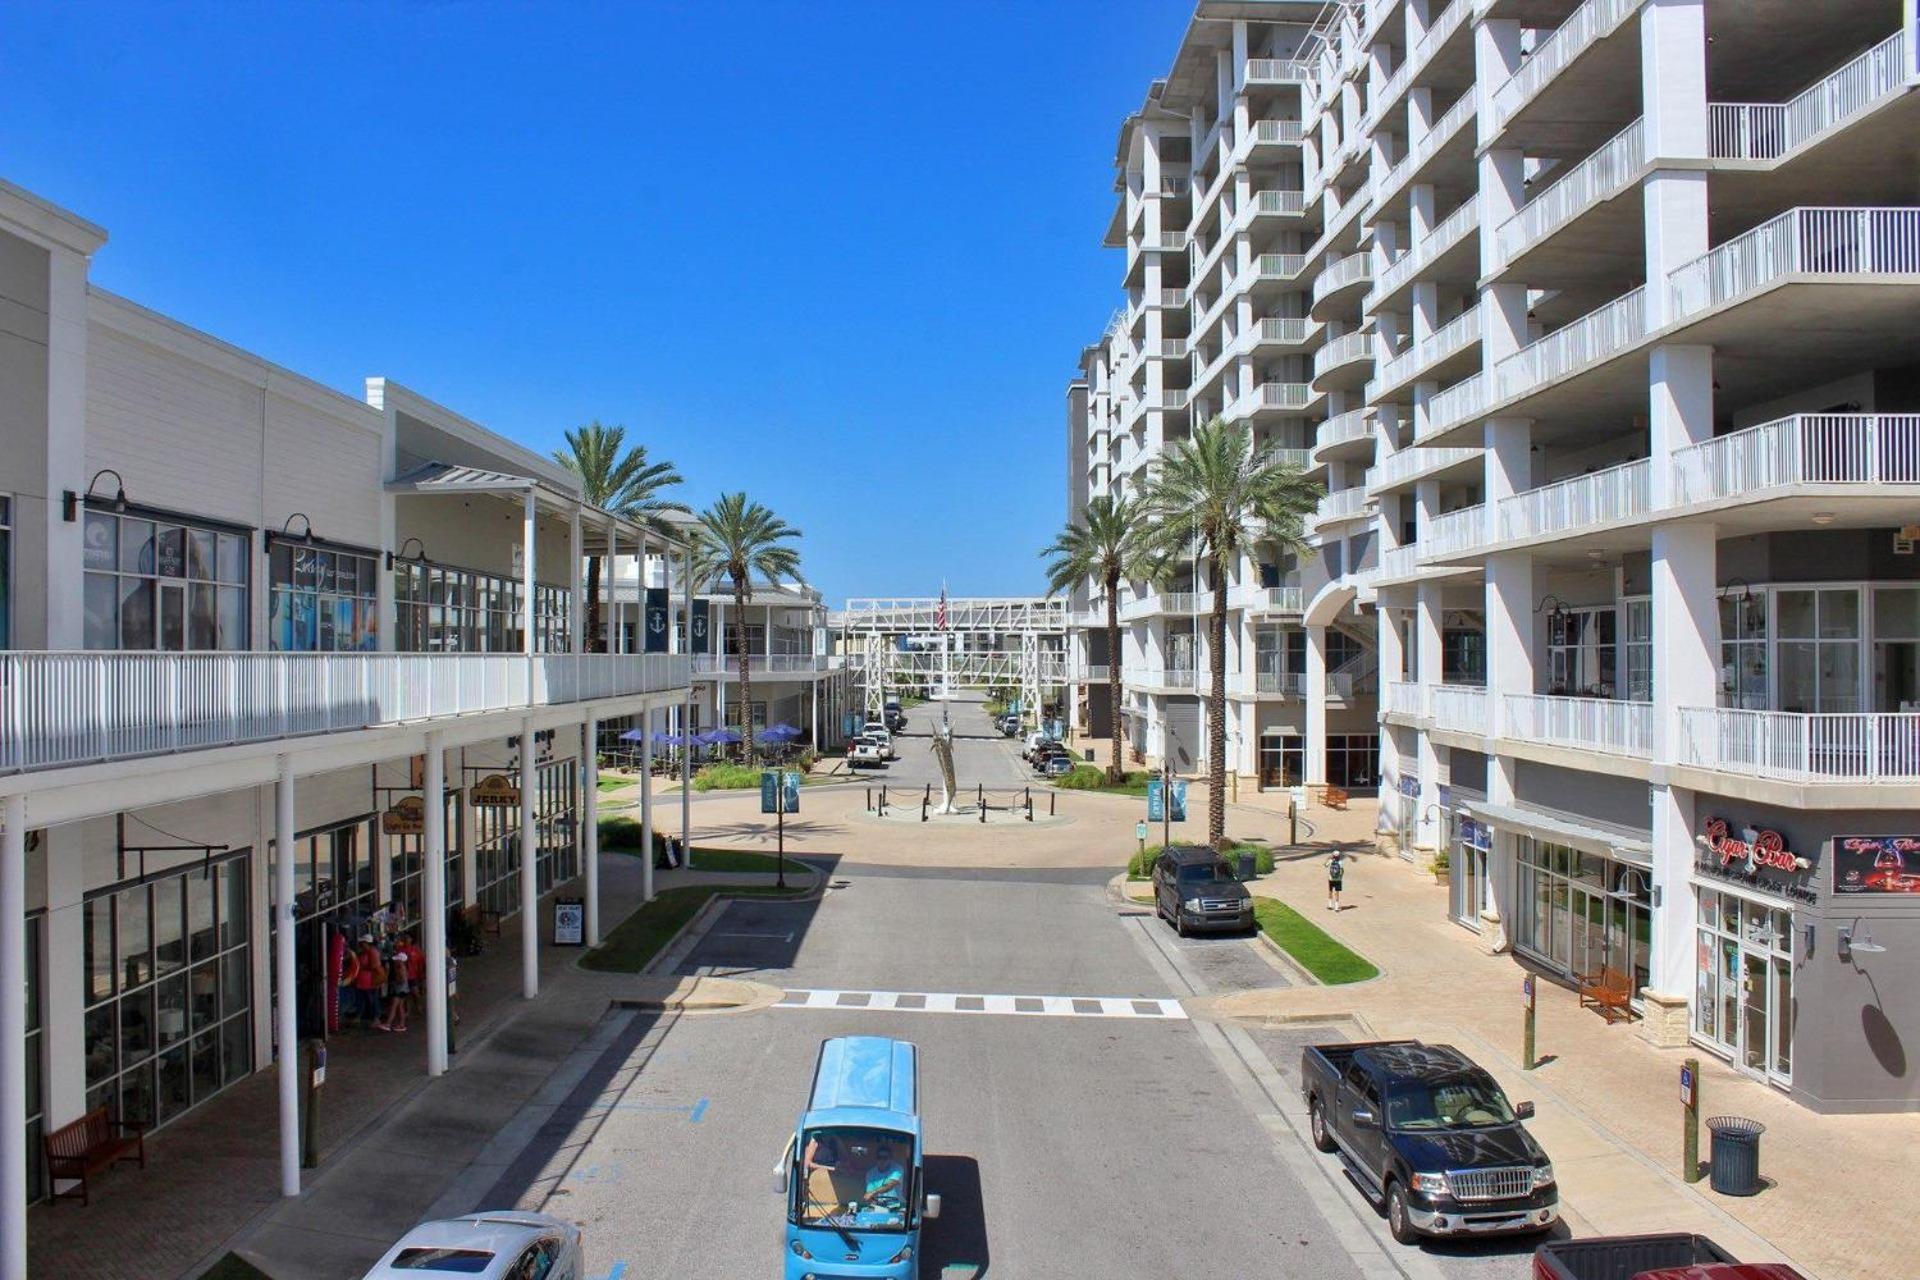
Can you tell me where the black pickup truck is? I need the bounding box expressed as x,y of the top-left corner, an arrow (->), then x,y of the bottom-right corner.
1301,1039 -> 1558,1245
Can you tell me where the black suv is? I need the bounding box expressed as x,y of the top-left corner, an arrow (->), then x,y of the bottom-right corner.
1152,845 -> 1254,936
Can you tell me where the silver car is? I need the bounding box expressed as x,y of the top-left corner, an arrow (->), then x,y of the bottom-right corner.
362,1211 -> 584,1279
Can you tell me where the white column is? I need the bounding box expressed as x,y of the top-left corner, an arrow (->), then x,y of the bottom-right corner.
603,518 -> 616,654
40,828 -> 84,1132
2,794 -> 27,1279
422,732 -> 448,1076
1304,625 -> 1328,785
640,705 -> 656,902
522,491 -> 538,655
567,507 -> 583,653
582,714 -> 601,946
273,757 -> 299,1198
1415,580 -> 1445,849
519,714 -> 538,998
681,542 -> 694,861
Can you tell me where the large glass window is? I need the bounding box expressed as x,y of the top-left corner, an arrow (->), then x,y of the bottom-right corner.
389,792 -> 465,923
269,540 -> 378,652
1547,608 -> 1616,697
393,560 -> 570,653
1719,589 -> 1770,709
1776,588 -> 1861,712
1693,887 -> 1793,1084
1514,838 -> 1649,996
1622,598 -> 1652,702
474,760 -> 579,918
1872,586 -> 1920,713
83,857 -> 252,1133
83,510 -> 249,651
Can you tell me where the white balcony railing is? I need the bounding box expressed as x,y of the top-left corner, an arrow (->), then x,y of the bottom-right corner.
1374,303 -> 1482,394
1492,285 -> 1648,404
1253,252 -> 1309,281
1367,445 -> 1482,493
1497,457 -> 1652,542
693,653 -> 830,676
1313,486 -> 1372,525
1314,331 -> 1376,380
1497,117 -> 1646,266
1247,585 -> 1305,614
1251,189 -> 1308,217
1236,382 -> 1315,414
1316,406 -> 1375,453
1420,370 -> 1489,439
1371,199 -> 1478,302
1368,0 -> 1471,129
1504,693 -> 1652,758
1679,708 -> 1920,783
1247,317 -> 1319,348
0,651 -> 693,776
1251,118 -> 1308,146
1148,231 -> 1190,251
1667,207 -> 1920,321
1245,58 -> 1314,84
1376,542 -> 1423,581
1431,683 -> 1490,735
1708,30 -> 1908,162
1420,503 -> 1488,559
1376,89 -> 1476,206
1492,0 -> 1647,128
1672,413 -> 1920,503
1312,253 -> 1374,304
1384,681 -> 1425,718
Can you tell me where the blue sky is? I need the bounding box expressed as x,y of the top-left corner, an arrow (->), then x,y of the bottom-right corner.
2,1 -> 1190,605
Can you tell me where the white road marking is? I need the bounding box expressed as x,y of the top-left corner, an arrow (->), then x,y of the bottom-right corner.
774,988 -> 1187,1020
713,931 -> 795,941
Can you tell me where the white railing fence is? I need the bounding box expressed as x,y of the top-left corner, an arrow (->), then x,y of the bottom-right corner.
1498,457 -> 1652,541
1420,503 -> 1488,559
1707,31 -> 1908,161
1498,117 -> 1646,265
1,652 -> 692,775
1494,0 -> 1646,126
1430,683 -> 1490,735
1679,707 -> 1920,783
1384,680 -> 1426,718
1504,693 -> 1652,757
1667,207 -> 1920,320
1493,285 -> 1647,403
1674,413 -> 1920,500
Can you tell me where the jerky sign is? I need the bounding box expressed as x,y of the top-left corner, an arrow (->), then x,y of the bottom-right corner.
471,774 -> 522,809
1702,817 -> 1807,875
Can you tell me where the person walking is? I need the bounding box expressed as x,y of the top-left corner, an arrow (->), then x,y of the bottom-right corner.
351,934 -> 384,1027
1327,851 -> 1347,912
403,932 -> 426,1020
377,936 -> 412,1032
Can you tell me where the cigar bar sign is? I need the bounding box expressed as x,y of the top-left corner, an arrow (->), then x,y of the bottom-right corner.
1834,835 -> 1920,896
1696,816 -> 1817,904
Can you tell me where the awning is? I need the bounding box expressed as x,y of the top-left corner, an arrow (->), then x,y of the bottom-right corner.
387,461 -> 684,552
1462,799 -> 1652,868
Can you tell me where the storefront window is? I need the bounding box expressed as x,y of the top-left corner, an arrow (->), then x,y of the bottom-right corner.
1514,838 -> 1650,995
269,540 -> 379,652
1325,734 -> 1380,792
1622,598 -> 1651,702
474,760 -> 579,918
389,792 -> 465,923
84,856 -> 252,1132
393,560 -> 571,653
83,509 -> 249,651
1693,884 -> 1793,1084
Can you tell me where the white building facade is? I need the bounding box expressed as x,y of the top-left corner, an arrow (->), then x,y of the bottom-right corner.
1071,1 -> 1920,1113
0,176 -> 693,1259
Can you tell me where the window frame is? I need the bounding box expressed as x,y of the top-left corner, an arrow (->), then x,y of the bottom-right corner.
267,533 -> 382,653
82,504 -> 252,653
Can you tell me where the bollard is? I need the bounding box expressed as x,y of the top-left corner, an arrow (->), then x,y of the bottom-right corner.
1682,1059 -> 1701,1182
1049,791 -> 1056,816
1522,975 -> 1537,1071
301,1039 -> 326,1168
1289,801 -> 1298,846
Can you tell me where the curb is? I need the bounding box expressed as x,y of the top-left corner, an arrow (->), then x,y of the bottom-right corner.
1252,927 -> 1322,987
611,978 -> 788,1016
639,864 -> 827,978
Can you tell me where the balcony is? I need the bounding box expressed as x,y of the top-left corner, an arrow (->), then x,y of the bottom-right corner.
1419,503 -> 1487,561
1234,585 -> 1305,615
1146,231 -> 1189,253
1496,457 -> 1651,542
1677,708 -> 1920,784
1125,667 -> 1200,692
1503,693 -> 1652,759
1310,486 -> 1374,530
1708,30 -> 1908,162
1246,119 -> 1308,156
1245,58 -> 1314,85
0,651 -> 693,777
1247,189 -> 1308,222
1372,90 -> 1476,212
1491,0 -> 1647,132
1383,681 -> 1424,719
1311,331 -> 1377,392
1366,444 -> 1481,494
693,653 -> 831,676
1234,670 -> 1307,697
1371,303 -> 1482,401
1672,413 -> 1920,503
1495,117 -> 1646,269
1229,381 -> 1316,420
1666,207 -> 1920,323
1313,406 -> 1376,460
1430,683 -> 1489,736
1311,253 -> 1374,317
1243,317 -> 1321,354
1368,200 -> 1478,310
1375,542 -> 1423,582
1366,0 -> 1471,131
1490,285 -> 1648,408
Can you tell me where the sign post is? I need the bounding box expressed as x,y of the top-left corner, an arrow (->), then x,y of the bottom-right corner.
1681,1059 -> 1701,1182
301,1040 -> 326,1168
1136,820 -> 1148,867
762,770 -> 802,889
1522,975 -> 1537,1071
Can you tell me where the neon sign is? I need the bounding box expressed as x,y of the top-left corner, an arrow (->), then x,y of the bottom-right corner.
1701,817 -> 1807,875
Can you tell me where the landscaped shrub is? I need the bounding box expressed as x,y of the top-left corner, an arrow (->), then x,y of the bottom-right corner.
691,763 -> 765,791
1127,837 -> 1273,878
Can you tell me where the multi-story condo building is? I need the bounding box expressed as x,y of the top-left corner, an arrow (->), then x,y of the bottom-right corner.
1070,1 -> 1920,1113
0,176 -> 693,1255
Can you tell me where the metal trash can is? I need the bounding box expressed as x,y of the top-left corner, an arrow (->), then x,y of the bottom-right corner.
1237,851 -> 1256,880
1706,1116 -> 1766,1195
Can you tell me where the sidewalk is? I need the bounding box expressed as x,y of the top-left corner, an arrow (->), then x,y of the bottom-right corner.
28,855 -> 794,1280
1191,825 -> 1915,1280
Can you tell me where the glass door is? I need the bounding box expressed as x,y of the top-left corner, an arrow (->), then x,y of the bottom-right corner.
1741,953 -> 1770,1075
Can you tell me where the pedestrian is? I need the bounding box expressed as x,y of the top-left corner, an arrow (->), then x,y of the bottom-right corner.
336,935 -> 361,1025
351,934 -> 384,1026
1327,850 -> 1346,912
403,932 -> 426,1019
377,936 -> 411,1032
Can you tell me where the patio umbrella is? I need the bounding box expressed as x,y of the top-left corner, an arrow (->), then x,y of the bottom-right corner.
761,723 -> 802,743
617,728 -> 649,743
711,727 -> 743,745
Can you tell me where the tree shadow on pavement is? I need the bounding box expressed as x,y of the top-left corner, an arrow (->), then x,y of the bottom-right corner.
922,1154 -> 990,1278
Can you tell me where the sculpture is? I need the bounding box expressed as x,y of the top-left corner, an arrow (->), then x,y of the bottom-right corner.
929,714 -> 960,814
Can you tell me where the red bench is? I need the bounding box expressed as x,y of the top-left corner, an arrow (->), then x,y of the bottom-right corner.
43,1106 -> 145,1205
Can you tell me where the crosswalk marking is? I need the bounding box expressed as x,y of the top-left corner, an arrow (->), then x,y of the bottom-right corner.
774,988 -> 1187,1020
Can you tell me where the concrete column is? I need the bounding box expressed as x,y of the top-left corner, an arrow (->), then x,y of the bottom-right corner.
521,491 -> 538,655
640,705 -> 656,903
602,517 -> 616,653
273,757 -> 298,1198
1486,412 -> 1538,745
582,714 -> 600,947
1304,625 -> 1328,785
681,542 -> 695,862
1379,605 -> 1406,684
519,714 -> 537,999
1645,781 -> 1698,1044
1416,581 -> 1445,849
2,794 -> 27,1278
422,731 -> 448,1076
39,828 -> 83,1131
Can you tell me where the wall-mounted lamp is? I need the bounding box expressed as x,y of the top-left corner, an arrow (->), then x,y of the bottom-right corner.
63,469 -> 129,522
280,513 -> 318,543
1533,593 -> 1570,626
1838,920 -> 1886,964
386,536 -> 427,570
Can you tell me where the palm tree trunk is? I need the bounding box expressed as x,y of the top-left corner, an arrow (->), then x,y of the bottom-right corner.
1105,571 -> 1123,784
732,577 -> 755,762
584,555 -> 603,653
1207,549 -> 1229,847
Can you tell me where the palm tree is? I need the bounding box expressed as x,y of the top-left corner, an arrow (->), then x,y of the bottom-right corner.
1041,494 -> 1152,784
693,493 -> 804,762
553,421 -> 686,653
1139,418 -> 1318,846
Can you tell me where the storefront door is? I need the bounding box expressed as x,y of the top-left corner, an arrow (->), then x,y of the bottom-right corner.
1693,887 -> 1793,1086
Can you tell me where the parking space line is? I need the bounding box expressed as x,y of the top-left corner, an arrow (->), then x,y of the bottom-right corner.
774,988 -> 1187,1020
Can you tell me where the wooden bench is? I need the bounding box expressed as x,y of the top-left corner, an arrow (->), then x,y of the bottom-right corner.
42,1106 -> 145,1206
1321,785 -> 1349,811
1577,966 -> 1636,1024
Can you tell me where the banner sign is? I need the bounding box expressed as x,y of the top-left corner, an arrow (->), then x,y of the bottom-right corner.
1147,779 -> 1164,822
381,795 -> 427,835
1833,834 -> 1920,895
690,599 -> 710,652
553,897 -> 585,946
471,773 -> 522,809
1171,780 -> 1187,822
645,587 -> 670,653
761,770 -> 802,815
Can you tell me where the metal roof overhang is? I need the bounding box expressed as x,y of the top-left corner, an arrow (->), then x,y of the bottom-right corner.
1463,798 -> 1652,868
387,461 -> 684,554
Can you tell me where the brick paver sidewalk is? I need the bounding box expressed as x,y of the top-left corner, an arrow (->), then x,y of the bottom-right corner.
1198,824 -> 1913,1280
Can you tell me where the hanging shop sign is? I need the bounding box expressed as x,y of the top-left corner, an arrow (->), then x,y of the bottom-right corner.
1833,834 -> 1920,895
471,774 -> 523,809
381,795 -> 427,835
1695,816 -> 1817,904
645,587 -> 670,653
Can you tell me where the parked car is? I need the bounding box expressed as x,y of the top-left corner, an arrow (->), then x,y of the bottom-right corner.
998,714 -> 1021,737
1041,755 -> 1075,779
362,1211 -> 583,1280
884,700 -> 906,731
1533,1234 -> 1804,1280
1301,1039 -> 1557,1245
1021,732 -> 1059,761
847,735 -> 888,769
861,722 -> 898,759
1151,845 -> 1254,936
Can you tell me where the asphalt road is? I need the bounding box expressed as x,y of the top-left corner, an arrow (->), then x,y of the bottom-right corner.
468,858 -> 1546,1280
877,694 -> 1040,791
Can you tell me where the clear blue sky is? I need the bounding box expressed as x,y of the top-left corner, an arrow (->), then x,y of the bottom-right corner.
2,1 -> 1191,605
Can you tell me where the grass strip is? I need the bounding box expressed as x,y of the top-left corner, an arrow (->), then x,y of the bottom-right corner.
582,883 -> 808,973
1253,899 -> 1378,985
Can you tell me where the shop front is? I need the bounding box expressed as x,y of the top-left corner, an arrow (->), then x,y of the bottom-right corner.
1393,773 -> 1419,861
1510,836 -> 1653,1002
1447,804 -> 1493,933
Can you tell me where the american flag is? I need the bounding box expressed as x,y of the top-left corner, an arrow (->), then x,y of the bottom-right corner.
935,584 -> 948,631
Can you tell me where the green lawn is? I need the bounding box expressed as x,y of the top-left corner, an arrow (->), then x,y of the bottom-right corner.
1253,899 -> 1379,985
596,775 -> 633,792
582,883 -> 809,973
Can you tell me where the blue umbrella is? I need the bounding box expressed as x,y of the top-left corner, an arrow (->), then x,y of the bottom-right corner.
761,724 -> 802,743
617,728 -> 648,743
711,727 -> 743,745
